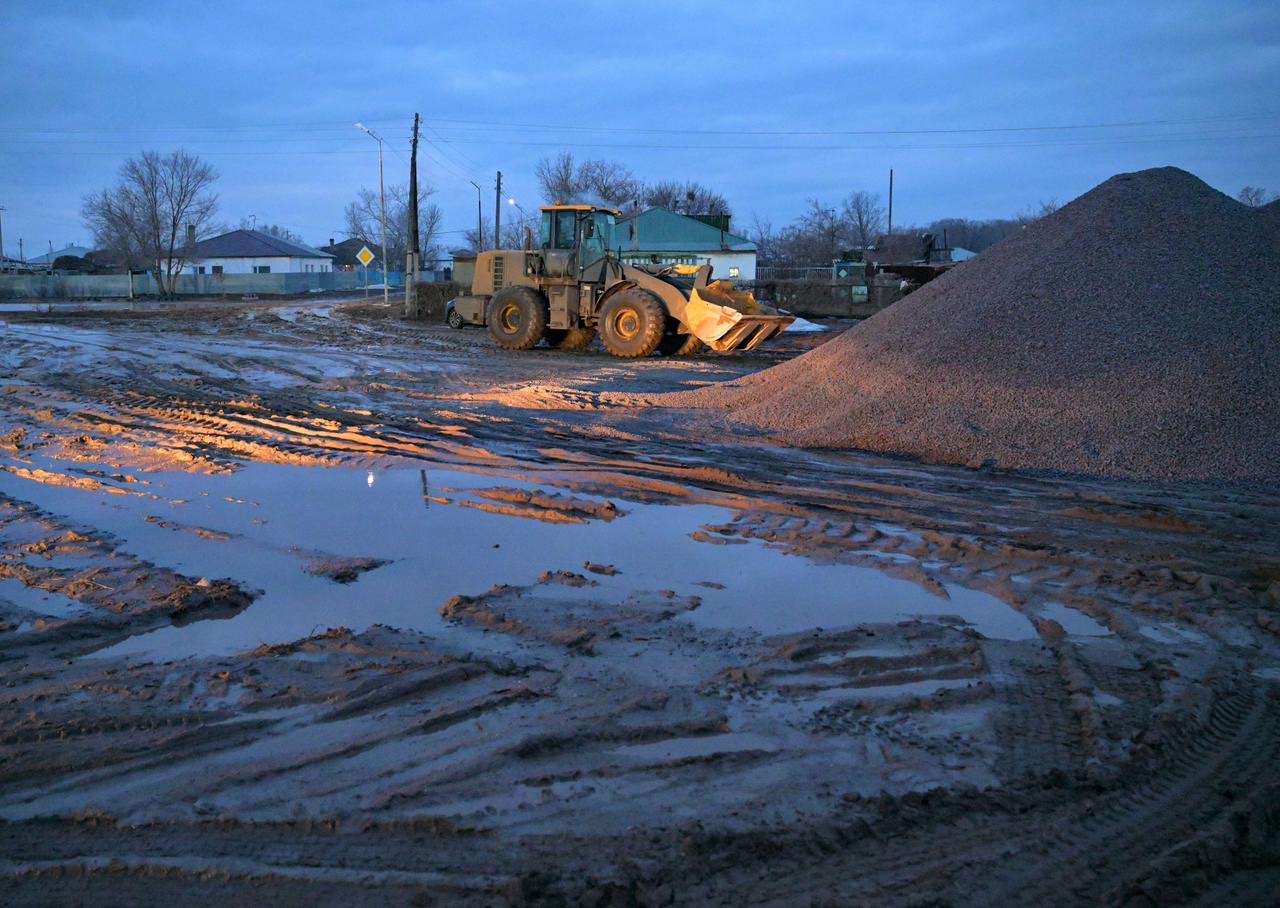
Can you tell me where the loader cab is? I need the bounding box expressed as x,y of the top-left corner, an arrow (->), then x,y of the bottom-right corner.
538,205 -> 617,278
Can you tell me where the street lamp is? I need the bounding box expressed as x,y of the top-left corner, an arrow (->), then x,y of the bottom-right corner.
355,123 -> 390,307
508,197 -> 531,246
468,181 -> 483,251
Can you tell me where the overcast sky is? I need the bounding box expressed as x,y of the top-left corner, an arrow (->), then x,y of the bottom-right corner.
1,0 -> 1277,259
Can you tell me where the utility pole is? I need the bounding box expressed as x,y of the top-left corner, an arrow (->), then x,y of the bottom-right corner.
468,182 -> 483,252
0,205 -> 6,264
887,168 -> 894,237
406,112 -> 421,317
355,123 -> 390,307
494,171 -> 502,250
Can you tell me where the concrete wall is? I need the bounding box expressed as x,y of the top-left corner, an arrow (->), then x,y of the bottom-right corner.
0,271 -> 409,300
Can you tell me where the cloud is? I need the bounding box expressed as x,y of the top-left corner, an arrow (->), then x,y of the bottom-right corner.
1,0 -> 1276,251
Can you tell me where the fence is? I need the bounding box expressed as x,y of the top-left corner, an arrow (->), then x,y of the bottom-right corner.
756,266 -> 838,282
0,270 -> 410,300
747,279 -> 878,318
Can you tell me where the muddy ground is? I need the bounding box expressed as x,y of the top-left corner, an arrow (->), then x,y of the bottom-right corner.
0,297 -> 1278,906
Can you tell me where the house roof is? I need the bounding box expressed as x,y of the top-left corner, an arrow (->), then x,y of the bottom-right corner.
193,229 -> 333,260
614,207 -> 755,253
320,237 -> 381,267
26,244 -> 92,264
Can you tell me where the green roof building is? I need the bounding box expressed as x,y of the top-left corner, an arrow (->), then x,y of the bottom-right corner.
614,207 -> 757,281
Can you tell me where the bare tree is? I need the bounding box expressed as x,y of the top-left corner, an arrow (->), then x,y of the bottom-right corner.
577,159 -> 643,207
419,204 -> 444,261
82,150 -> 218,297
643,180 -> 732,216
462,214 -> 491,256
747,212 -> 780,264
1015,198 -> 1061,225
841,190 -> 885,250
238,219 -> 304,244
344,182 -> 442,265
1237,186 -> 1278,207
777,199 -> 851,265
534,154 -> 729,213
535,152 -> 581,202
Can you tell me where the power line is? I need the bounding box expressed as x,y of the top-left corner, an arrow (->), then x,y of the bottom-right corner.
403,130 -> 1280,152
425,110 -> 1280,137
3,110 -> 1276,138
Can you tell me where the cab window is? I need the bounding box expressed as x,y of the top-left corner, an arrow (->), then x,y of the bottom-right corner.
539,213 -> 552,248
580,212 -> 609,267
553,211 -> 577,248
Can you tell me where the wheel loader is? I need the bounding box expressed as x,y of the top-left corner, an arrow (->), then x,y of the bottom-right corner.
446,204 -> 794,357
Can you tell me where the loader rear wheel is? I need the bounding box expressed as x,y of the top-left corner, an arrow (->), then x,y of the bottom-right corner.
545,326 -> 596,351
658,320 -> 704,357
599,288 -> 665,358
487,286 -> 547,351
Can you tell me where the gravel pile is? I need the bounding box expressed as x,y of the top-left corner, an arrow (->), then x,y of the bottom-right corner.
679,167 -> 1280,481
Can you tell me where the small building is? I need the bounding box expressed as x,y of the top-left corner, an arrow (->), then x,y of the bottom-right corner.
25,244 -> 92,266
320,237 -> 382,272
0,255 -> 37,273
613,207 -> 757,281
450,249 -> 477,287
184,229 -> 335,275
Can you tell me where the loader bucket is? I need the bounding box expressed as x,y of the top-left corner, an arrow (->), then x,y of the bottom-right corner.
683,271 -> 795,353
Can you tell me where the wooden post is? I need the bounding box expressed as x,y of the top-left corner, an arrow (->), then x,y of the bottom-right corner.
494,171 -> 502,250
888,168 -> 894,237
405,113 -> 420,317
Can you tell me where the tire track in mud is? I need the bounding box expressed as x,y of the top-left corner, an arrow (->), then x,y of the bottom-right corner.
666,681 -> 1280,907
981,683 -> 1280,906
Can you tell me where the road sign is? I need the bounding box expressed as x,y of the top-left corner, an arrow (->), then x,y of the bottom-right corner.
356,246 -> 375,267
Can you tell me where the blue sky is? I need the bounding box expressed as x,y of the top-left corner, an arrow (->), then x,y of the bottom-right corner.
1,0 -> 1277,259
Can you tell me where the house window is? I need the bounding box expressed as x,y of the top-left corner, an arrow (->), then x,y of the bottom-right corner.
728,266 -> 740,278
211,265 -> 223,275
195,266 -> 206,275
253,265 -> 271,274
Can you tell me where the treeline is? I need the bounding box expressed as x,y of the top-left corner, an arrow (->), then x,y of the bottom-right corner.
535,152 -> 730,216
750,198 -> 1063,266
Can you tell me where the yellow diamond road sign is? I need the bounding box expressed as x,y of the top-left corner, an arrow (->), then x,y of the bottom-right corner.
356,245 -> 375,267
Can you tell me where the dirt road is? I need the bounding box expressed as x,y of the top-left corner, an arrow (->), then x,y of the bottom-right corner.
1,298 -> 1278,906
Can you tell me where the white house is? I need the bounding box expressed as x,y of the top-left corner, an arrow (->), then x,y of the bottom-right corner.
613,208 -> 757,282
183,229 -> 335,275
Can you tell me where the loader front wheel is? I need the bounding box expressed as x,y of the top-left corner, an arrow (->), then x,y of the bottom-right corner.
599,288 -> 665,358
487,286 -> 547,351
658,320 -> 704,357
545,326 -> 597,352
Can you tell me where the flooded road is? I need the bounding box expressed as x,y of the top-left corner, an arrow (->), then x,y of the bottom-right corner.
1,300 -> 1277,906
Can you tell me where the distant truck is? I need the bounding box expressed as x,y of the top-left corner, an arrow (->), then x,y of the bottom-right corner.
446,204 -> 793,357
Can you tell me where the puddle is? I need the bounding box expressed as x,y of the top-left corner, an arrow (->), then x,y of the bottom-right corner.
0,461 -> 1034,660
1139,623 -> 1209,646
609,732 -> 782,761
1040,602 -> 1113,637
0,576 -> 84,618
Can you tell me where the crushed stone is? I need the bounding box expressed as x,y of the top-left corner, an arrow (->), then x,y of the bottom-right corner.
678,167 -> 1279,481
